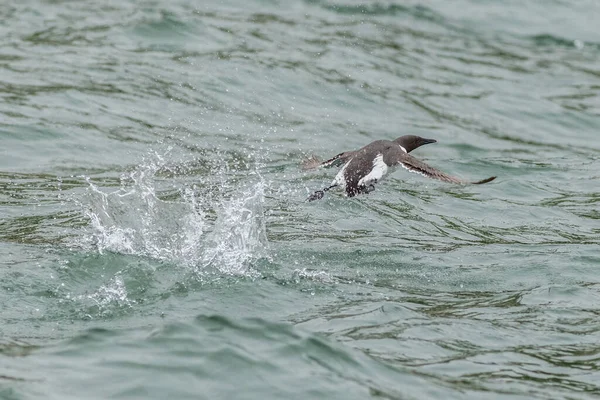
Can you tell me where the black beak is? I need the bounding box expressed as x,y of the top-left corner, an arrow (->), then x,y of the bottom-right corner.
420,138 -> 437,146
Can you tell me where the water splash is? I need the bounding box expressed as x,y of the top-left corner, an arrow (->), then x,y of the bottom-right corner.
81,155 -> 206,265
292,268 -> 334,284
200,179 -> 269,277
64,273 -> 132,318
77,149 -> 269,277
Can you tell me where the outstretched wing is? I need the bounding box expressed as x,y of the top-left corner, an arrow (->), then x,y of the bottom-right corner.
319,151 -> 356,168
398,153 -> 495,184
301,151 -> 356,170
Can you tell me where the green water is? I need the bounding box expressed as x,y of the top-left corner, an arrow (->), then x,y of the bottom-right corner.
1,0 -> 600,399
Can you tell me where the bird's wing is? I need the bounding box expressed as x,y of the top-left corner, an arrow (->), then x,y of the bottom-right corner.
318,151 -> 356,169
301,151 -> 356,171
398,153 -> 495,184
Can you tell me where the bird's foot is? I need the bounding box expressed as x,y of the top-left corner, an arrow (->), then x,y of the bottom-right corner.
307,190 -> 325,202
358,184 -> 376,194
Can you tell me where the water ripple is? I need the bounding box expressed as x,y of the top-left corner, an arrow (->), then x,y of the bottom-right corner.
2,0 -> 600,398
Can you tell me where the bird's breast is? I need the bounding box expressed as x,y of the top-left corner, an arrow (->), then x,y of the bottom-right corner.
332,160 -> 351,189
357,154 -> 389,186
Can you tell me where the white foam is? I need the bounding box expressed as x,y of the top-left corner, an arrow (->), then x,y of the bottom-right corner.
65,273 -> 132,318
74,146 -> 270,278
80,165 -> 206,265
200,180 -> 268,277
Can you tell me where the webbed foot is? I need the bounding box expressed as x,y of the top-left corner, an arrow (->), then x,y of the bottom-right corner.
307,190 -> 325,202
357,183 -> 376,194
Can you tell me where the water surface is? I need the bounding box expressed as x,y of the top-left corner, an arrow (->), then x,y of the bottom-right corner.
1,0 -> 600,399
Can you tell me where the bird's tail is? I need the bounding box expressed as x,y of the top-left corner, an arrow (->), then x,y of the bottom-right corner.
471,176 -> 496,184
307,184 -> 338,202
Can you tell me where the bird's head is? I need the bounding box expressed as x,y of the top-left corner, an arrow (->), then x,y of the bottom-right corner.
394,135 -> 437,153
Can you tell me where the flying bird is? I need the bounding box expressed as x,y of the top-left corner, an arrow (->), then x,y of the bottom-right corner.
307,135 -> 495,201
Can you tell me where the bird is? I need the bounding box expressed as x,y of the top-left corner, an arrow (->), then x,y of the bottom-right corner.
307,135 -> 495,201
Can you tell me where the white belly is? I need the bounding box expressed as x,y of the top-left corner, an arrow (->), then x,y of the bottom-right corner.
358,154 -> 389,186
332,160 -> 351,189
331,154 -> 392,190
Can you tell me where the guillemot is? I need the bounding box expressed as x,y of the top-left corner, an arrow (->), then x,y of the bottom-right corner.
307,135 -> 495,201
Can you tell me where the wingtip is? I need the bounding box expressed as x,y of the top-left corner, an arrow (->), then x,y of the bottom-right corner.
472,176 -> 496,185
